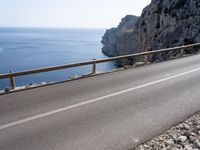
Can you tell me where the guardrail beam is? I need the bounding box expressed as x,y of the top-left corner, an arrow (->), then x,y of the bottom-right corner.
0,43 -> 199,81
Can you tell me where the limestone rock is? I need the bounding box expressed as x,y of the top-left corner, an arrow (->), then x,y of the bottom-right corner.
102,15 -> 139,57
178,136 -> 187,142
102,0 -> 200,63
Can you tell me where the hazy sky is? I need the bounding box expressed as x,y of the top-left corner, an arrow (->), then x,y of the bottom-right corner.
0,0 -> 151,28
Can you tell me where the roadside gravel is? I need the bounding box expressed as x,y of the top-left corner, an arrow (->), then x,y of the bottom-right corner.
134,112 -> 200,150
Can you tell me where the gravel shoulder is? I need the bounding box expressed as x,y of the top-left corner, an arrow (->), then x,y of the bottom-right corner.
134,112 -> 200,150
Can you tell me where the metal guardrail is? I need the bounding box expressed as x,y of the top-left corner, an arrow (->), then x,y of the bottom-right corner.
1,43 -> 200,90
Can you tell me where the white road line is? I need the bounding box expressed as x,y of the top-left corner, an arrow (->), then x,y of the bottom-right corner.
1,67 -> 200,131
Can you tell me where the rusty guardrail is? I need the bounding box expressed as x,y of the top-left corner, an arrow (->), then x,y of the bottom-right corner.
1,43 -> 200,90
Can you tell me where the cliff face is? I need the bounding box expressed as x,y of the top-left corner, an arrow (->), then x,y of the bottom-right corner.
101,15 -> 139,56
102,0 -> 200,58
135,0 -> 200,50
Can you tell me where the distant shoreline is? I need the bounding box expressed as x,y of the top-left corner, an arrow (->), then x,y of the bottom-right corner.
0,26 -> 107,30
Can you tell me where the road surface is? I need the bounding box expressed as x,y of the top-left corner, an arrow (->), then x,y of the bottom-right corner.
1,54 -> 200,150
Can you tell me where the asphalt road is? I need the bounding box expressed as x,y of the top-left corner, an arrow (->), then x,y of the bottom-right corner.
1,55 -> 200,150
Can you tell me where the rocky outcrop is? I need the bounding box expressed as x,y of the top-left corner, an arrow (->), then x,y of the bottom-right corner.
102,0 -> 200,62
134,0 -> 200,51
102,15 -> 139,56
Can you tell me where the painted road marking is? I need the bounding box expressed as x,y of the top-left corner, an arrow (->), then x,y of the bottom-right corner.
1,67 -> 200,131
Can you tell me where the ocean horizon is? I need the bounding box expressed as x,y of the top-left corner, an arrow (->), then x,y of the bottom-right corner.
0,27 -> 116,90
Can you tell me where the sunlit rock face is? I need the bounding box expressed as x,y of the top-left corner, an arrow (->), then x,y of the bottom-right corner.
102,0 -> 200,63
101,15 -> 139,57
134,0 -> 200,50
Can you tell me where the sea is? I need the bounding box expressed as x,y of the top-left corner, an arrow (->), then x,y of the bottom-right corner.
0,28 -> 116,90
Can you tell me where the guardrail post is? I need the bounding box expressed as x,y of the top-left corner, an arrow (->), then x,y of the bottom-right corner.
180,48 -> 184,56
9,70 -> 16,89
92,59 -> 96,74
144,53 -> 148,64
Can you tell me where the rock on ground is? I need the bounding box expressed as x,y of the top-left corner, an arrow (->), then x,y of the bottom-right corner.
134,112 -> 200,150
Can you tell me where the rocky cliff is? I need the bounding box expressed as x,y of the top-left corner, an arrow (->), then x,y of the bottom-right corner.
102,15 -> 139,56
102,0 -> 200,61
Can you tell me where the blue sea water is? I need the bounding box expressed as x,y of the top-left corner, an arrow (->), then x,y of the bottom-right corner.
0,28 -> 115,90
